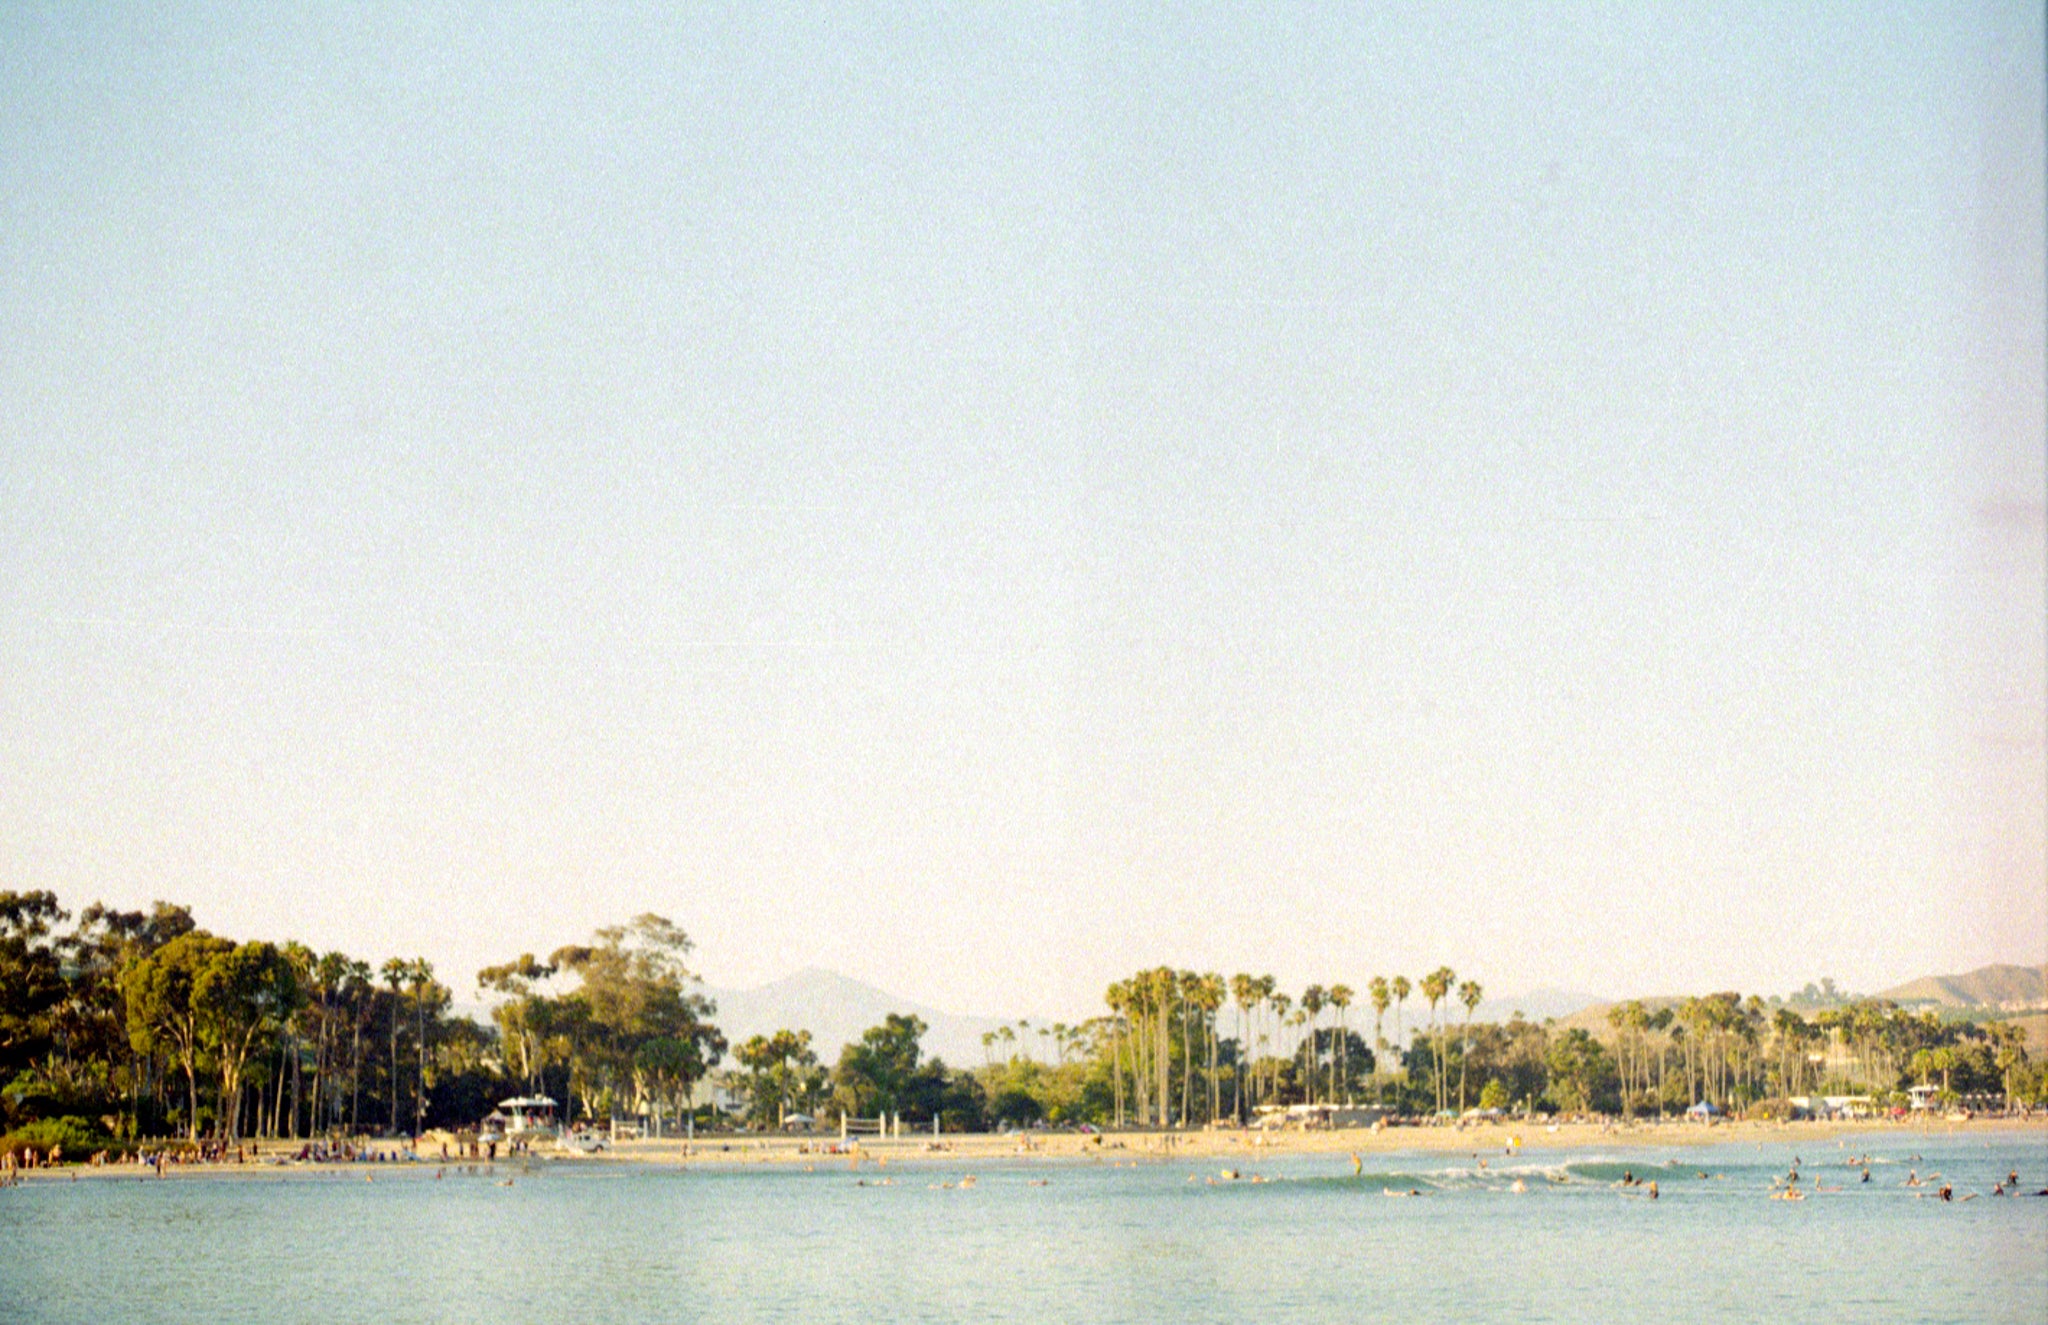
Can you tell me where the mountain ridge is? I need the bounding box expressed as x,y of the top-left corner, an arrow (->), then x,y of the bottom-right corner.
700,971 -> 1611,1065
1876,962 -> 2048,1009
701,968 -> 1021,1069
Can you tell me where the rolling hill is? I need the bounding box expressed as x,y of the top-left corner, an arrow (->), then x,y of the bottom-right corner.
1876,963 -> 2048,1010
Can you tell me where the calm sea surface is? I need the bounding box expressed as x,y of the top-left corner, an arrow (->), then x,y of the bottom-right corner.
6,1128 -> 2045,1323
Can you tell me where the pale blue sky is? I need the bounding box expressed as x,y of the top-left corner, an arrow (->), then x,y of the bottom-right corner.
3,3 -> 2042,1019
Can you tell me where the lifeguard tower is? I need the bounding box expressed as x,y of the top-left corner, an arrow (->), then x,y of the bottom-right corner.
483,1095 -> 560,1142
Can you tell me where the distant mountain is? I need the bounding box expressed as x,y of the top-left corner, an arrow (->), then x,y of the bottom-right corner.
702,968 -> 1019,1069
1554,996 -> 1683,1034
1877,963 -> 2048,1010
698,974 -> 1603,1067
1474,987 -> 1608,1024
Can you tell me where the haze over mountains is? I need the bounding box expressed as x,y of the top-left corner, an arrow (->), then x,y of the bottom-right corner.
700,971 -> 1609,1065
699,963 -> 2047,1066
703,969 -> 1018,1068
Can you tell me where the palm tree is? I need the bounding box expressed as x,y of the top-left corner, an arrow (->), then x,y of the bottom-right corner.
1104,981 -> 1129,1127
1368,977 -> 1391,1103
1192,974 -> 1225,1123
306,951 -> 349,1135
407,958 -> 434,1137
1300,986 -> 1325,1105
1150,968 -> 1178,1126
1230,974 -> 1258,1121
1390,974 -> 1411,1057
1285,1006 -> 1309,1102
1420,967 -> 1454,1117
1989,1022 -> 2027,1105
1768,1007 -> 1801,1099
1256,975 -> 1278,1109
1127,977 -> 1154,1125
380,957 -> 408,1135
1294,982 -> 1327,1105
344,958 -> 372,1135
1456,979 -> 1482,1113
1177,972 -> 1198,1126
1268,989 -> 1292,1110
1328,984 -> 1354,1104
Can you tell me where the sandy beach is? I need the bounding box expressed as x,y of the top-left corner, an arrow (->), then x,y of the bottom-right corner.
591,1116 -> 2048,1168
18,1115 -> 2042,1184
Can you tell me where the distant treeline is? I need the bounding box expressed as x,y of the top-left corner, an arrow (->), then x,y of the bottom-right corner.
4,891 -> 2043,1160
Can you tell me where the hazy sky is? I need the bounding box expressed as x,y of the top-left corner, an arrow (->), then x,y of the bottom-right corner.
4,3 -> 2043,1022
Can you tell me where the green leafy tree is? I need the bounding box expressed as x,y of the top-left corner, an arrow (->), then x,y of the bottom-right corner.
122,932 -> 235,1140
834,1014 -> 927,1117
0,891 -> 70,1118
1545,1028 -> 1617,1114
49,900 -> 196,1134
478,953 -> 558,1093
194,941 -> 301,1140
548,916 -> 723,1122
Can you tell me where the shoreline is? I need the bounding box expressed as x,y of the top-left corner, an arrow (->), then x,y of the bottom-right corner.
598,1115 -> 2048,1166
15,1116 -> 2044,1182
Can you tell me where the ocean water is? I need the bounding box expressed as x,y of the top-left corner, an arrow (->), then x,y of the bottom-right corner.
5,1128 -> 2045,1323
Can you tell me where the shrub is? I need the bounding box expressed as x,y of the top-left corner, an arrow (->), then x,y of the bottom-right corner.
1,1115 -> 105,1162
